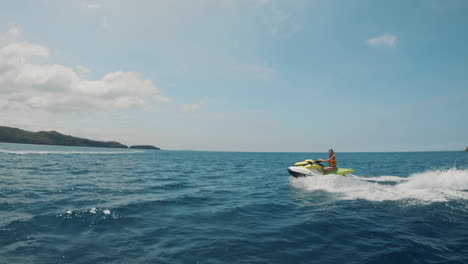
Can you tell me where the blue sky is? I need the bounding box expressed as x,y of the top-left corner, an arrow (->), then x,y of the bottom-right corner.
0,0 -> 467,152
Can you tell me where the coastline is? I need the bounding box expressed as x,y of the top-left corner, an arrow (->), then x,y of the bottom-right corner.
0,126 -> 160,150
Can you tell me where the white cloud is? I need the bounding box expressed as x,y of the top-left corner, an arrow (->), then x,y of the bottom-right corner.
181,102 -> 206,112
234,63 -> 276,74
112,96 -> 145,108
154,95 -> 172,103
0,25 -> 170,112
221,0 -> 272,9
6,23 -> 22,38
80,2 -> 101,9
218,0 -> 303,36
256,0 -> 272,5
0,42 -> 48,58
76,71 -> 154,97
121,114 -> 136,121
75,65 -> 90,75
367,33 -> 397,48
230,63 -> 276,79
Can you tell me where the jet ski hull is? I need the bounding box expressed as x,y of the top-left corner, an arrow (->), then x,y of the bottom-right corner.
287,159 -> 355,177
287,166 -> 316,177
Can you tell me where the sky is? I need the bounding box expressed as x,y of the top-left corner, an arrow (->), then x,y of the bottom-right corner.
0,0 -> 467,152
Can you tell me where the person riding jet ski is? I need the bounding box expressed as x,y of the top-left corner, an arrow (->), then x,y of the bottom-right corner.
318,149 -> 337,175
287,149 -> 354,177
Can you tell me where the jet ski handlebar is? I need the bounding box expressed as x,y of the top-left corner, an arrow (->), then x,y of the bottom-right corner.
307,160 -> 324,167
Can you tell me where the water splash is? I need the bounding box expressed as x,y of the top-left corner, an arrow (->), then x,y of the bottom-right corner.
351,175 -> 408,182
289,168 -> 468,203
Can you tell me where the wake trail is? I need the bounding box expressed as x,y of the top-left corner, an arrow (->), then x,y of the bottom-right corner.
351,175 -> 408,182
289,168 -> 468,203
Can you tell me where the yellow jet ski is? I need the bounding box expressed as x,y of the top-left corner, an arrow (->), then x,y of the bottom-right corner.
287,159 -> 355,177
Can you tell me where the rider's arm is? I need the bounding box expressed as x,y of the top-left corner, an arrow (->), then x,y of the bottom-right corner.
320,156 -> 335,162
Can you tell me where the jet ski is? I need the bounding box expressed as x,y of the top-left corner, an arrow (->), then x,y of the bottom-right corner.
288,159 -> 355,178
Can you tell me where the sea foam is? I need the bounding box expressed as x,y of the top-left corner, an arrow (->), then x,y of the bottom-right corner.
289,168 -> 468,203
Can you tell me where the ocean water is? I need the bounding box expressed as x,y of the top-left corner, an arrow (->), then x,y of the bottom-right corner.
0,143 -> 467,264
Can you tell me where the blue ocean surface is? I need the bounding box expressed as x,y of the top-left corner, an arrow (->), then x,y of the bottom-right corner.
1,142 -> 467,264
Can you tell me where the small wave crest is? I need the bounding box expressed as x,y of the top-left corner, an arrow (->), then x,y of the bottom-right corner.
0,149 -> 143,155
58,207 -> 117,219
290,168 -> 468,203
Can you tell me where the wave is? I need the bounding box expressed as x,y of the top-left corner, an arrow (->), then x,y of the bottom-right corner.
0,149 -> 143,155
289,168 -> 468,203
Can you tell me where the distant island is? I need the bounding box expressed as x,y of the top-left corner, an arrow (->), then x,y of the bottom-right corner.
0,126 -> 160,150
130,145 -> 160,150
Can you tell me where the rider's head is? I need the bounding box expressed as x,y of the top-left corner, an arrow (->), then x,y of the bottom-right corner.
329,149 -> 334,155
